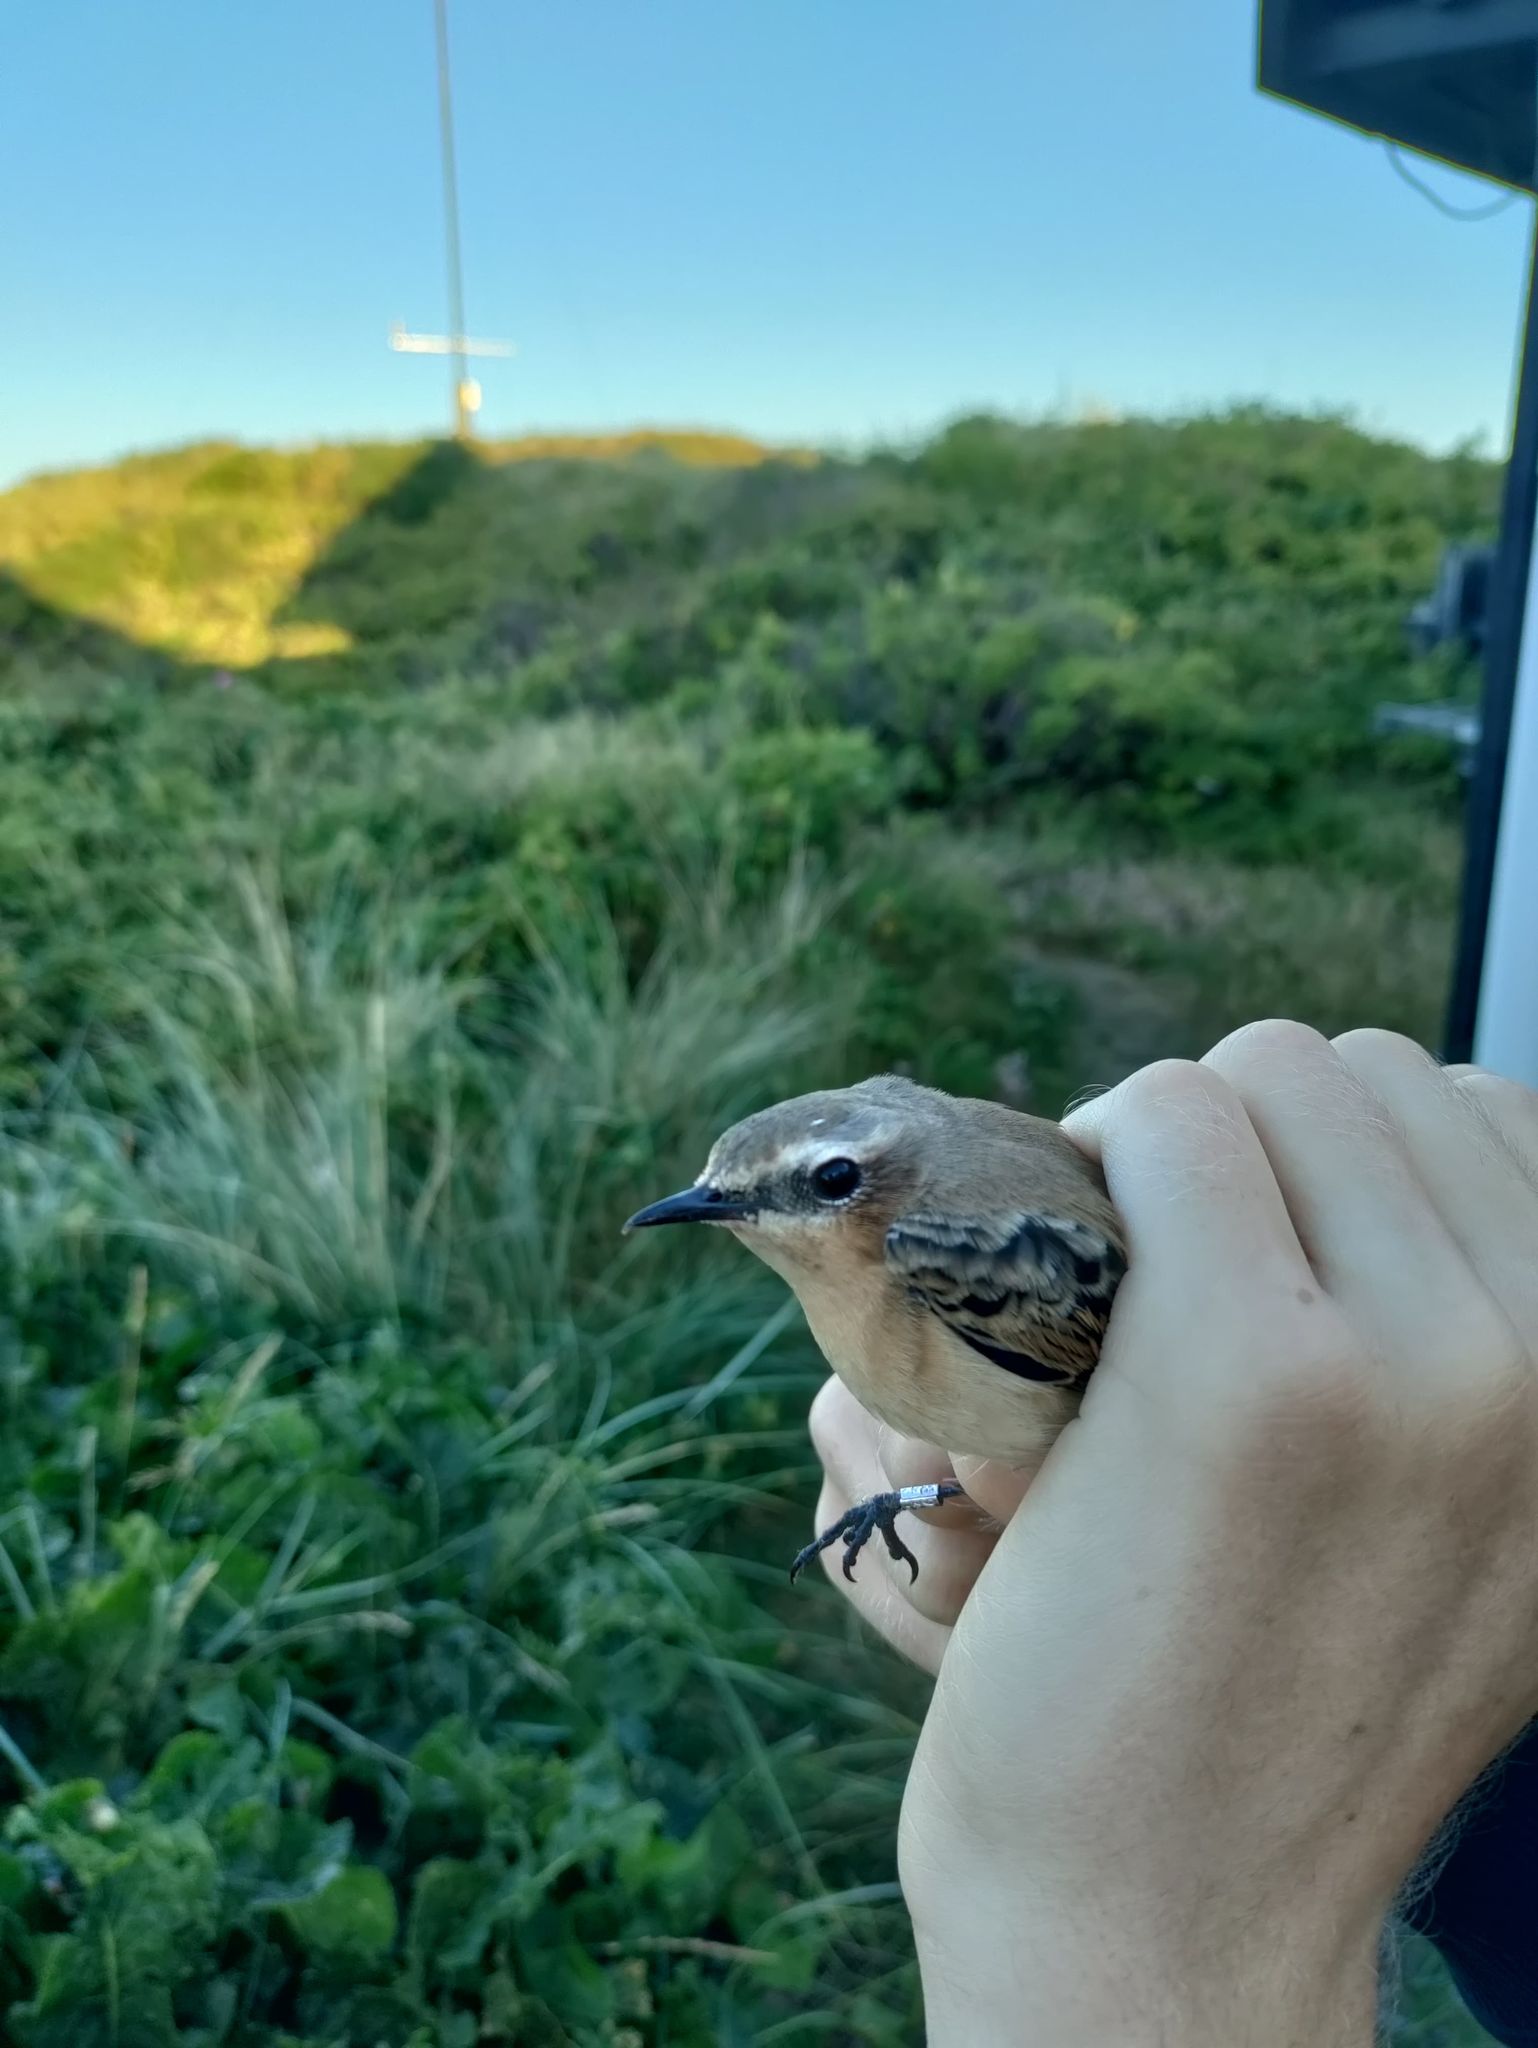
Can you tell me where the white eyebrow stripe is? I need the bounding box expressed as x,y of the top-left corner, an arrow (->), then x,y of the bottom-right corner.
780,1136 -> 877,1176
778,1138 -> 839,1173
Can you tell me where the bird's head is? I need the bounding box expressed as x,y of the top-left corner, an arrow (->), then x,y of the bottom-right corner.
622,1075 -> 940,1284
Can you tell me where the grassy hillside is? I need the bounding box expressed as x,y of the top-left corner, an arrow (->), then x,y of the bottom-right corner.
0,430 -> 786,671
0,413 -> 1500,2045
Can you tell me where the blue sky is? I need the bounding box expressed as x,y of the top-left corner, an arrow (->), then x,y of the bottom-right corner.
2,0 -> 1533,488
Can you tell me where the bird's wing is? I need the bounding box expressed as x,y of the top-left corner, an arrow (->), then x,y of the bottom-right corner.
884,1209 -> 1126,1386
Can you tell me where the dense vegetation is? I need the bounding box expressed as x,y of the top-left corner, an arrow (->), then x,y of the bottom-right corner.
0,412 -> 1498,2044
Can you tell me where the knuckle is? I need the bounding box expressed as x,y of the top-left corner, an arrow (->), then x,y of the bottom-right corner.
1458,1071 -> 1534,1115
1332,1026 -> 1437,1074
1116,1057 -> 1229,1120
1211,1017 -> 1331,1071
1105,1058 -> 1259,1179
1457,1072 -> 1538,1158
1444,1293 -> 1532,1399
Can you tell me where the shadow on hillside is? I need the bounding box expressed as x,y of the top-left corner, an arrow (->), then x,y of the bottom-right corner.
268,438 -> 550,692
271,439 -> 493,666
263,433 -> 824,691
264,433 -> 724,691
0,568 -> 191,688
0,442 -> 493,694
2,434 -> 809,696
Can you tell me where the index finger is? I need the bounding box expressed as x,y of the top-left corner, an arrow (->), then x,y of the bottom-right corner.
1062,1059 -> 1313,1296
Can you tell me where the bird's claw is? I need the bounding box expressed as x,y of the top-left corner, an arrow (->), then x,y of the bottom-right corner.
789,1480 -> 966,1586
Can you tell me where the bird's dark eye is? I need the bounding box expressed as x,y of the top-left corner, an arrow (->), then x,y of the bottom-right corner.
811,1157 -> 862,1203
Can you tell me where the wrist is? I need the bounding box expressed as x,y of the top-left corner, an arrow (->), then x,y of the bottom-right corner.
907,1887 -> 1381,2048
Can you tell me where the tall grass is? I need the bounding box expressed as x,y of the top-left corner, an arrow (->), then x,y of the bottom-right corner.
0,863 -> 936,2046
1012,815 -> 1461,1069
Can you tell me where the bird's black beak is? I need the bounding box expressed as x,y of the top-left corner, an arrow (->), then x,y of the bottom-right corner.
622,1185 -> 753,1233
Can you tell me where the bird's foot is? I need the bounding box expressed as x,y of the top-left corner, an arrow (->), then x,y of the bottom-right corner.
789,1480 -> 967,1585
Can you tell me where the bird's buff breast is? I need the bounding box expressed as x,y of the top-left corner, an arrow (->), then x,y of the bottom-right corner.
791,1265 -> 1074,1466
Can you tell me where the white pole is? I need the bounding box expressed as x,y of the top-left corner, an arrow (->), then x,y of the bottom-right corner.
1474,555 -> 1538,1088
1471,129 -> 1538,1087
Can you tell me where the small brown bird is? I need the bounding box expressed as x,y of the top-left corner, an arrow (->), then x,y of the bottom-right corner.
624,1074 -> 1127,1584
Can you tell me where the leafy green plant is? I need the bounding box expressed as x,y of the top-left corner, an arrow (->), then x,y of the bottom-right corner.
0,868 -> 932,2044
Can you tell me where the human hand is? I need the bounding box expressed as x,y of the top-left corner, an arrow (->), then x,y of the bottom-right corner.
812,1026 -> 1538,2047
